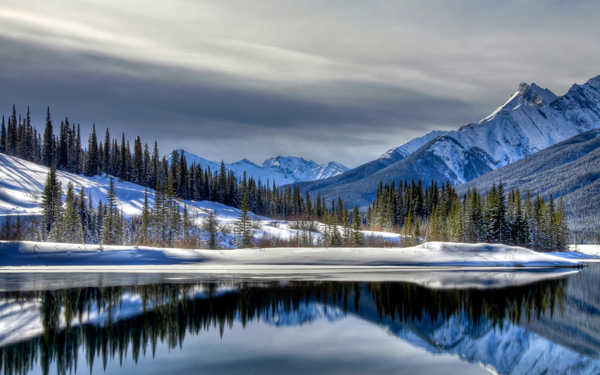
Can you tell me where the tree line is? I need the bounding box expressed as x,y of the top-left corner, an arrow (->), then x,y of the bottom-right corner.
367,180 -> 569,250
0,105 -> 571,250
1,105 -> 352,221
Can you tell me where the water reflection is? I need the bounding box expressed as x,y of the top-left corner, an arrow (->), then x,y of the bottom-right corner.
0,268 -> 598,375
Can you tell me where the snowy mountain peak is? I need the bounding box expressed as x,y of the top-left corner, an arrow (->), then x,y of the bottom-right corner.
173,151 -> 347,185
232,158 -> 260,168
479,82 -> 557,124
518,82 -> 557,107
262,156 -> 319,170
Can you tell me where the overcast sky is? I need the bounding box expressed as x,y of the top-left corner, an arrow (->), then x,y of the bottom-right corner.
1,0 -> 599,167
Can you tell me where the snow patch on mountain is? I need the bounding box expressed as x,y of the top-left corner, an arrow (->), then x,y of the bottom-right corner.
389,312 -> 600,375
373,75 -> 600,186
174,151 -> 348,185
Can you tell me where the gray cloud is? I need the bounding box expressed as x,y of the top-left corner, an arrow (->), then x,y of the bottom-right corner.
0,0 -> 599,166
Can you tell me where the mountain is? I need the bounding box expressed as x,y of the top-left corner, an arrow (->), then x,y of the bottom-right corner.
295,75 -> 600,206
457,129 -> 600,233
174,150 -> 348,185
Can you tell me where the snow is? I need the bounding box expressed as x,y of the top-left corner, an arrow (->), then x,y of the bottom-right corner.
379,76 -> 600,185
0,241 -> 582,269
174,150 -> 348,185
380,130 -> 449,161
0,152 -> 399,247
568,244 -> 600,256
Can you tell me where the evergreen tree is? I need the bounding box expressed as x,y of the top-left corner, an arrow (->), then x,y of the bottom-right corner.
140,190 -> 151,245
40,166 -> 62,239
351,206 -> 363,247
555,198 -> 569,251
206,210 -> 218,249
62,182 -> 83,243
85,124 -> 99,176
101,178 -> 120,245
235,192 -> 252,248
0,116 -> 6,153
133,136 -> 144,184
42,107 -> 54,166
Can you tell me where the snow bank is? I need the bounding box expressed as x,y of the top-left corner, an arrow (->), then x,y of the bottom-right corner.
0,241 -> 582,269
568,244 -> 600,256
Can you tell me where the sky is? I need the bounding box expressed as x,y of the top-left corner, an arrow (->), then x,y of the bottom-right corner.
1,0 -> 599,168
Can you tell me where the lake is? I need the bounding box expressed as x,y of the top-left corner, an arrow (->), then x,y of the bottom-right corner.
0,265 -> 598,375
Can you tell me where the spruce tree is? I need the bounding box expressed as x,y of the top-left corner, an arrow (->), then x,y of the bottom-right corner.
555,198 -> 569,251
141,190 -> 151,245
62,182 -> 83,243
206,210 -> 218,249
85,124 -> 98,176
351,206 -> 363,247
40,166 -> 62,239
42,107 -> 54,166
0,116 -> 6,153
101,178 -> 119,245
235,192 -> 252,248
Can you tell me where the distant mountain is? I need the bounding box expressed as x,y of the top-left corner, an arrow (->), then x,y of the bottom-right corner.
173,150 -> 348,185
457,129 -> 600,233
296,75 -> 600,206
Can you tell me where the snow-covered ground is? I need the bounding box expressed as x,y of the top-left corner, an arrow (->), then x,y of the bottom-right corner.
0,241 -> 582,269
0,152 -> 401,247
568,244 -> 600,256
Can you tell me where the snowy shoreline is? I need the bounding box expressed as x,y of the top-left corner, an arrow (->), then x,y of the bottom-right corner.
0,240 -> 585,269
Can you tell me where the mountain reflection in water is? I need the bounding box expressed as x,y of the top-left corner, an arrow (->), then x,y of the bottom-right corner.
0,267 -> 598,375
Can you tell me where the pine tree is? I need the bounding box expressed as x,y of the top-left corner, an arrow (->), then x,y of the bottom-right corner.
133,136 -> 143,184
235,192 -> 252,248
42,107 -> 54,166
206,210 -> 218,249
351,206 -> 363,247
555,197 -> 569,251
101,178 -> 119,245
182,204 -> 192,244
62,182 -> 83,243
40,166 -> 62,239
140,190 -> 151,245
85,124 -> 98,176
0,116 -> 6,153
448,199 -> 463,242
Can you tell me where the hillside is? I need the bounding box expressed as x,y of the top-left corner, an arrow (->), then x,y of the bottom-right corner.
457,130 -> 600,232
295,75 -> 600,206
0,152 -> 399,247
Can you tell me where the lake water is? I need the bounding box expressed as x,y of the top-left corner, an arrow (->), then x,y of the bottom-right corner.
0,266 -> 598,375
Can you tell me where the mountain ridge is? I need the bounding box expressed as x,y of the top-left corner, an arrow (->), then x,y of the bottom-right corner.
294,74 -> 600,207
173,150 -> 348,186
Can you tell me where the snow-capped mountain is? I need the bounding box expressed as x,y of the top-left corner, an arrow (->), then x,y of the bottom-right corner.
296,74 -> 600,206
173,150 -> 348,185
456,129 -> 600,232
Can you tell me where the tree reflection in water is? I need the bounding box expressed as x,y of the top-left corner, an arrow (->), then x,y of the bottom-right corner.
0,279 -> 566,375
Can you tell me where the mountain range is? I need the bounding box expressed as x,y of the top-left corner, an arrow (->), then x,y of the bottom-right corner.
172,150 -> 348,186
294,75 -> 600,206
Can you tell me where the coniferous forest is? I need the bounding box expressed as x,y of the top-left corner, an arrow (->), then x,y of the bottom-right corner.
0,105 -> 570,250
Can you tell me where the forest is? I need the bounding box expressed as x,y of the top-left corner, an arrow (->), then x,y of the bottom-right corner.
0,105 -> 570,250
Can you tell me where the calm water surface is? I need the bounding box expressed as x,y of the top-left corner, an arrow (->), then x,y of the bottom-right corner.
0,266 -> 599,375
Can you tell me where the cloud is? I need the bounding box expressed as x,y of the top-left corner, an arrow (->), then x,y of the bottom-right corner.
0,0 -> 599,166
